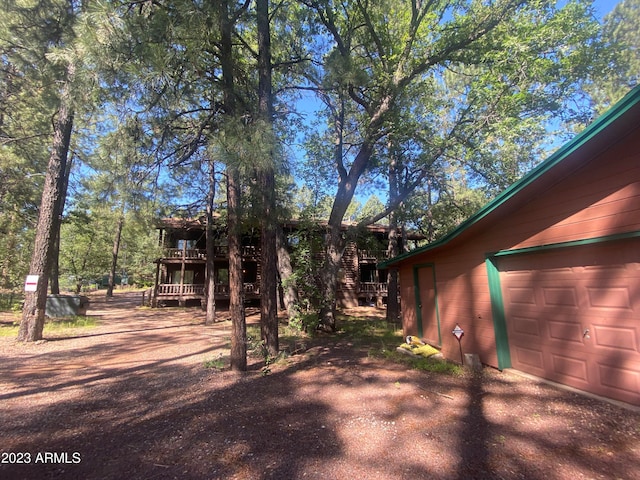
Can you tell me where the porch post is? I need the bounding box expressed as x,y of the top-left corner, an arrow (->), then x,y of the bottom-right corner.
179,241 -> 187,307
152,261 -> 160,308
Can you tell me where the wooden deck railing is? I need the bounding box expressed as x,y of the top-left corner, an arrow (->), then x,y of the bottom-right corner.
156,283 -> 259,297
157,284 -> 205,296
358,282 -> 388,294
162,245 -> 259,259
357,250 -> 390,260
164,248 -> 206,259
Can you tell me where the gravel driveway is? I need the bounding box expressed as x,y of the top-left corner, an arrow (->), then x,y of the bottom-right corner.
1,292 -> 639,480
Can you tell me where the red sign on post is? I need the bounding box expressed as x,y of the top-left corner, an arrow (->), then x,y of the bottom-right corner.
24,275 -> 39,292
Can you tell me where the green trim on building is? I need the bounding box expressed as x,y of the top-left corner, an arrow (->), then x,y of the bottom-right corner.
380,85 -> 640,269
412,263 -> 441,345
492,230 -> 640,257
485,256 -> 511,370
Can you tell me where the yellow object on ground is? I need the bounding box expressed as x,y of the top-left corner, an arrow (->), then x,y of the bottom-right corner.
406,335 -> 425,346
398,342 -> 440,358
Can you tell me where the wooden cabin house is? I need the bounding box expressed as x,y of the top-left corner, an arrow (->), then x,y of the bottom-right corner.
152,218 -> 421,309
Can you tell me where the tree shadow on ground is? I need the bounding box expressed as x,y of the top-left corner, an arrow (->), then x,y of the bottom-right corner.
1,300 -> 639,479
452,369 -> 638,480
0,348 -> 388,479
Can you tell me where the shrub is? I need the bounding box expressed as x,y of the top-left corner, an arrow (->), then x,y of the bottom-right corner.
203,356 -> 225,370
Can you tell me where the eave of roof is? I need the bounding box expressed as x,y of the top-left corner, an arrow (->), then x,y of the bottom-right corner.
158,217 -> 213,229
159,217 -> 425,239
380,85 -> 640,268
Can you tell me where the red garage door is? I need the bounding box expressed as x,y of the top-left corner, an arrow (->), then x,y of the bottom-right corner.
499,239 -> 640,406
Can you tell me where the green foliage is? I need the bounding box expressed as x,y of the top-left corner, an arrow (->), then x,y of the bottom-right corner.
59,209 -> 111,290
245,324 -> 290,376
0,0 -> 625,323
246,325 -> 266,355
59,201 -> 161,291
336,314 -> 401,344
283,221 -> 326,313
379,346 -> 463,375
402,167 -> 490,242
46,316 -> 97,330
356,195 -> 388,225
407,356 -> 464,376
299,0 -> 607,243
0,324 -> 19,337
0,214 -> 36,289
0,315 -> 97,337
203,355 -> 225,370
0,0 -> 70,290
287,312 -> 320,333
334,312 -> 463,375
56,112 -> 165,292
588,0 -> 640,112
0,293 -> 22,312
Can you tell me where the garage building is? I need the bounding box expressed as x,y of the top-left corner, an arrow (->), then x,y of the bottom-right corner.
381,86 -> 640,406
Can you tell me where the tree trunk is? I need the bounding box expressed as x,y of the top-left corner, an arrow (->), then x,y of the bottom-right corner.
276,225 -> 298,321
317,224 -> 346,332
204,157 -> 216,325
260,166 -> 278,355
257,0 -> 278,357
386,146 -> 400,323
318,141 -> 374,331
18,65 -> 75,342
386,223 -> 400,323
50,155 -> 73,295
106,213 -> 124,298
228,165 -> 246,371
50,233 -> 61,295
220,0 -> 246,371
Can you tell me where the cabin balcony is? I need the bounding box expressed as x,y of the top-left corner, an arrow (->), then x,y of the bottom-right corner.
161,245 -> 260,261
154,282 -> 261,306
164,248 -> 207,260
357,250 -> 390,262
356,282 -> 391,307
157,283 -> 205,297
358,282 -> 388,295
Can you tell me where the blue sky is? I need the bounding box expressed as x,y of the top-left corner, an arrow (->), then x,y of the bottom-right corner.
589,0 -> 618,18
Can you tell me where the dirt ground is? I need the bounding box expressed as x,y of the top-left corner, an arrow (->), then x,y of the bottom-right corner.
1,291 -> 639,480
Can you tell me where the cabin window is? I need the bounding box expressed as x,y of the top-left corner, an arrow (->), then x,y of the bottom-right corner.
177,239 -> 197,250
360,264 -> 377,283
171,270 -> 194,284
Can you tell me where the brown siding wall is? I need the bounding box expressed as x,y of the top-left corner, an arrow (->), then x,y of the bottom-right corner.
401,251 -> 500,367
337,242 -> 359,308
505,139 -> 640,250
400,129 -> 640,368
